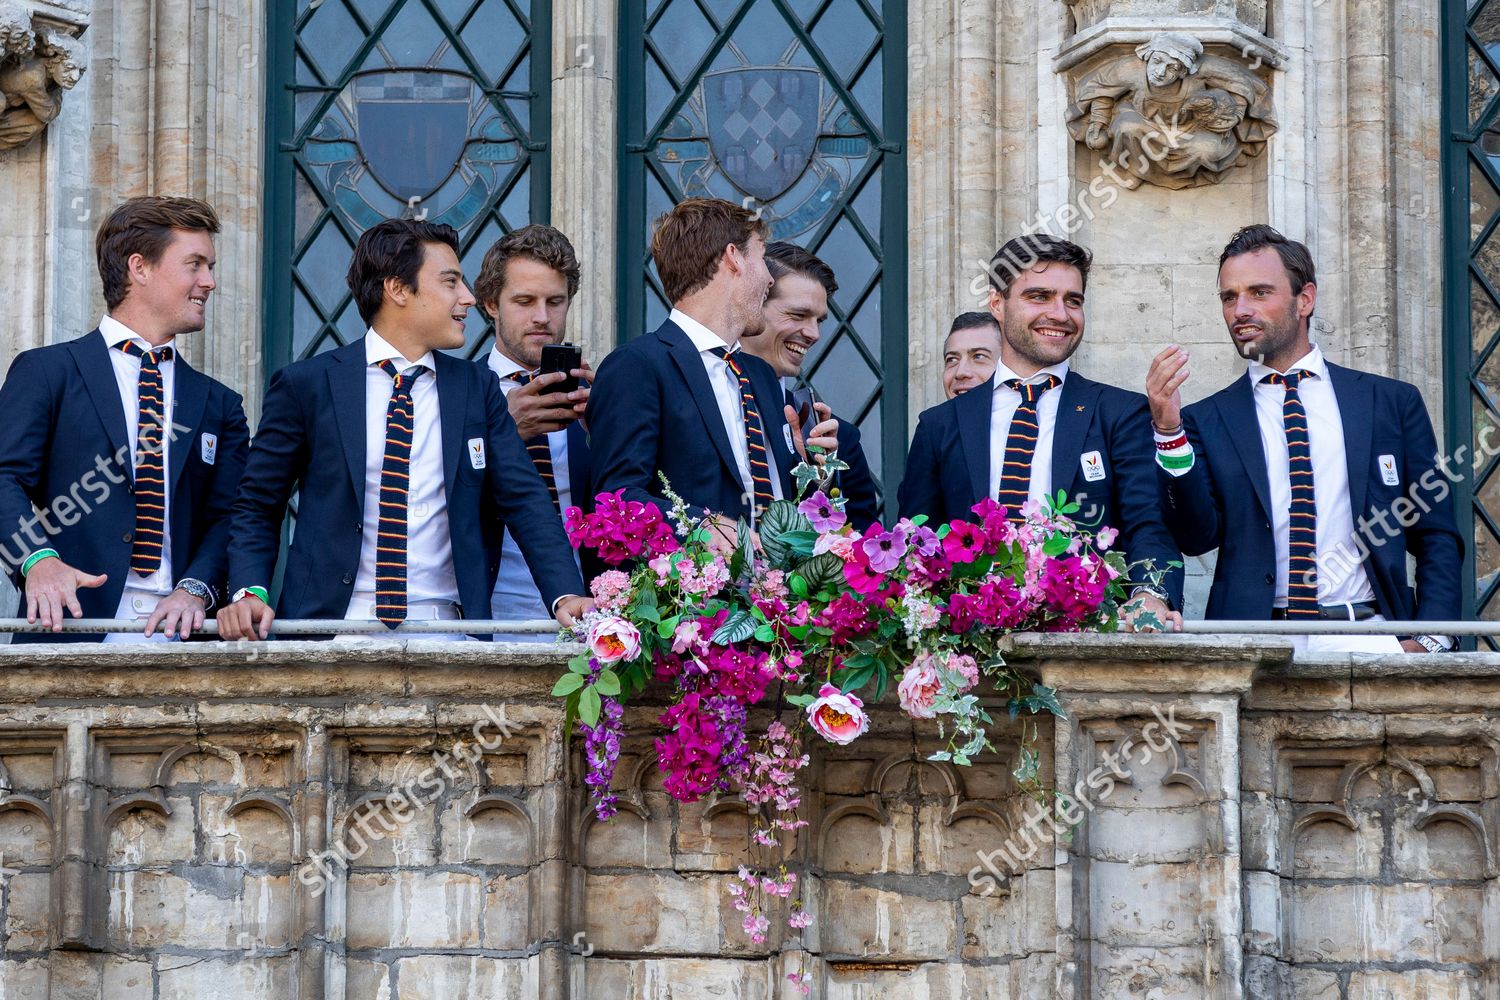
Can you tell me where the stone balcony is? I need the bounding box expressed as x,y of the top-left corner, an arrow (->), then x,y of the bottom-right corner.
0,635 -> 1492,999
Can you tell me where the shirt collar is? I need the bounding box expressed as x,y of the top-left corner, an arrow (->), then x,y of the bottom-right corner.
100,315 -> 175,357
670,308 -> 736,355
487,344 -> 530,382
1247,344 -> 1325,386
365,327 -> 436,372
994,358 -> 1069,389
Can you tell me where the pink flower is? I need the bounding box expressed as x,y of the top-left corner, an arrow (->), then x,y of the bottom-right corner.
1096,525 -> 1119,551
861,523 -> 910,573
648,554 -> 675,582
942,521 -> 986,563
807,683 -> 869,745
585,617 -> 640,663
842,546 -> 884,595
589,570 -> 632,610
814,531 -> 856,560
567,490 -> 681,565
946,653 -> 980,691
798,490 -> 846,533
897,656 -> 942,719
1038,555 -> 1111,626
672,620 -> 703,655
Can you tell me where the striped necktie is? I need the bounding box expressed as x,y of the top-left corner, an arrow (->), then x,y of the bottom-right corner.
374,360 -> 428,628
509,371 -> 560,511
116,341 -> 174,575
711,347 -> 775,521
1263,369 -> 1319,616
997,375 -> 1061,521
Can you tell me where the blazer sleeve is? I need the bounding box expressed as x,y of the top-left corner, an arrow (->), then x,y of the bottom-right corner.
897,411 -> 946,525
1157,408 -> 1223,558
1398,384 -> 1464,621
835,418 -> 881,531
482,374 -> 586,610
177,386 -> 251,603
1106,394 -> 1184,609
227,368 -> 309,594
0,351 -> 59,583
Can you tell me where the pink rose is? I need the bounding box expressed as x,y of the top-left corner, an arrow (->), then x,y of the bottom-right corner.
806,683 -> 869,745
897,656 -> 942,719
586,617 -> 641,663
813,531 -> 856,561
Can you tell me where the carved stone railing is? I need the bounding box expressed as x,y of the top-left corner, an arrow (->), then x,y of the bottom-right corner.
0,636 -> 1491,998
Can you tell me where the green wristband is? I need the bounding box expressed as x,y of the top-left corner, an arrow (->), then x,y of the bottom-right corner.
20,549 -> 58,577
1157,452 -> 1194,471
238,586 -> 269,604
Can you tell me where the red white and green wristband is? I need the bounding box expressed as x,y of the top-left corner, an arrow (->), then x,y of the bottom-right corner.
20,548 -> 59,576
232,586 -> 270,605
1154,427 -> 1194,473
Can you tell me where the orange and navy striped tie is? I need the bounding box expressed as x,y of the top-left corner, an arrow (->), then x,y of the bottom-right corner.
510,371 -> 560,511
997,375 -> 1061,521
117,341 -> 173,575
374,360 -> 428,628
712,347 -> 775,521
1264,370 -> 1320,616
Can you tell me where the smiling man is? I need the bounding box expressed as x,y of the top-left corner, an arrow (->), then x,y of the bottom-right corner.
943,311 -> 1002,399
218,218 -> 588,641
898,233 -> 1183,630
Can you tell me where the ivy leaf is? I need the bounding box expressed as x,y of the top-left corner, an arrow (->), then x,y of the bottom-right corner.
552,673 -> 585,696
1028,683 -> 1065,718
711,607 -> 757,644
594,670 -> 622,697
579,686 -> 602,728
758,500 -> 808,567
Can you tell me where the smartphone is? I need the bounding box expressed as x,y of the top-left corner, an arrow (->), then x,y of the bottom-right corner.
787,384 -> 820,427
538,343 -> 582,395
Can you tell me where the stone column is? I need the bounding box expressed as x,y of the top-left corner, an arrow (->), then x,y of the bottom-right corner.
551,0 -> 617,370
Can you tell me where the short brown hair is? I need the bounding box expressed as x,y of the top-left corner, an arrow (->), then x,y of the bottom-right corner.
766,241 -> 838,299
650,198 -> 769,305
1219,224 -> 1316,297
987,234 -> 1092,298
475,224 -> 581,310
95,197 -> 221,310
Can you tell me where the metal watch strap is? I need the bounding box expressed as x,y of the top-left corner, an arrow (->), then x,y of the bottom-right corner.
175,578 -> 216,611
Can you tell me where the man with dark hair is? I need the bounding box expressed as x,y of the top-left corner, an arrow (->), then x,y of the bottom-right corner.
0,196 -> 249,642
587,199 -> 842,549
943,311 -> 1002,399
899,233 -> 1183,629
1148,224 -> 1462,651
738,241 -> 880,528
472,224 -> 602,638
218,218 -> 589,640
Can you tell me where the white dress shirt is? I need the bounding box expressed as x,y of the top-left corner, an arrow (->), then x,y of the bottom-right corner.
669,308 -> 783,517
99,316 -> 177,631
986,359 -> 1070,505
346,328 -> 460,617
1246,346 -> 1377,609
486,347 -> 578,638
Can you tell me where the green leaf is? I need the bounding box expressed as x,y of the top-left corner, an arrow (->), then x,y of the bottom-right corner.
636,587 -> 658,610
1029,683 -> 1065,718
753,624 -> 776,642
551,673 -> 585,696
594,670 -> 622,697
779,530 -> 821,557
567,655 -> 592,675
710,608 -> 757,644
787,624 -> 811,641
757,501 -> 809,567
789,573 -> 809,598
797,552 -> 845,594
633,603 -> 662,624
579,686 -> 602,728
656,614 -> 681,639
786,693 -> 815,708
1042,534 -> 1071,557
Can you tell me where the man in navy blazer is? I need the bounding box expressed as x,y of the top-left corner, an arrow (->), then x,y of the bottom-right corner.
217,219 -> 589,641
0,197 -> 248,643
587,199 -> 842,549
1148,225 -> 1462,652
472,224 -> 605,640
738,241 -> 881,529
898,234 -> 1184,627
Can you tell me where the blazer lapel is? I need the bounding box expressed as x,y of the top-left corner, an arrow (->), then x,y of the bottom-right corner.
328,344 -> 368,516
1049,373 -> 1101,501
69,331 -> 131,467
956,376 -> 993,505
567,421 -> 592,510
435,353 -> 469,495
660,323 -> 742,484
1329,363 -> 1373,517
1214,376 -> 1274,519
167,358 -> 208,494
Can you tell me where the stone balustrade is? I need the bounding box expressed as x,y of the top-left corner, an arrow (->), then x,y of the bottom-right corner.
0,636 -> 1491,999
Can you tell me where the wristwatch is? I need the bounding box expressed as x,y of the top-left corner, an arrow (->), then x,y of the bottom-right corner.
1414,634 -> 1447,654
175,578 -> 216,611
1130,584 -> 1171,606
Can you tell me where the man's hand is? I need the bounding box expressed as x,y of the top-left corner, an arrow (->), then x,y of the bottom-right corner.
787,401 -> 839,464
1146,345 -> 1191,433
508,368 -> 590,438
704,514 -> 740,557
144,588 -> 206,639
1400,639 -> 1426,653
554,595 -> 594,629
1121,594 -> 1183,633
1085,121 -> 1108,150
24,557 -> 106,632
217,594 -> 274,641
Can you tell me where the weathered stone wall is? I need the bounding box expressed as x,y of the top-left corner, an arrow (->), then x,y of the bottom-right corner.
0,636 -> 1492,998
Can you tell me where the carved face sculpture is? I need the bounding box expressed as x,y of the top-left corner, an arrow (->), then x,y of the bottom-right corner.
1146,51 -> 1187,88
50,55 -> 82,88
0,11 -> 35,60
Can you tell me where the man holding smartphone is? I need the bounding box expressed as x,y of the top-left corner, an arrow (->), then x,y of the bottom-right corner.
473,225 -> 602,638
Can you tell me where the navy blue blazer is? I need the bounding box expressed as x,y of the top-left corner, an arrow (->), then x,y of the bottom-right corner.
897,371 -> 1184,608
1160,363 -> 1463,621
0,330 -> 249,643
587,319 -> 798,521
228,340 -> 584,629
832,416 -> 881,531
473,358 -> 606,588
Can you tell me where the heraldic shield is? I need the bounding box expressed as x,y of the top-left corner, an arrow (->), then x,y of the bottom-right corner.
353,71 -> 473,202
703,66 -> 821,203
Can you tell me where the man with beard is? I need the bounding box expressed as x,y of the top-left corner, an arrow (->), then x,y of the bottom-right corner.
1148,224 -> 1461,651
588,198 -> 842,551
898,233 -> 1182,629
472,224 -> 601,637
737,241 -> 880,528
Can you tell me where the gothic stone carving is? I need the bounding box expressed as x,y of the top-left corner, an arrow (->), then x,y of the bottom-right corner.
0,0 -> 86,152
1065,31 -> 1276,190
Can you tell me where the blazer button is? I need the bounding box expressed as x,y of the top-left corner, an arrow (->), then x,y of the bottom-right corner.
341,573 -> 354,585
1264,573 -> 1274,584
122,531 -> 132,543
354,523 -> 362,533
